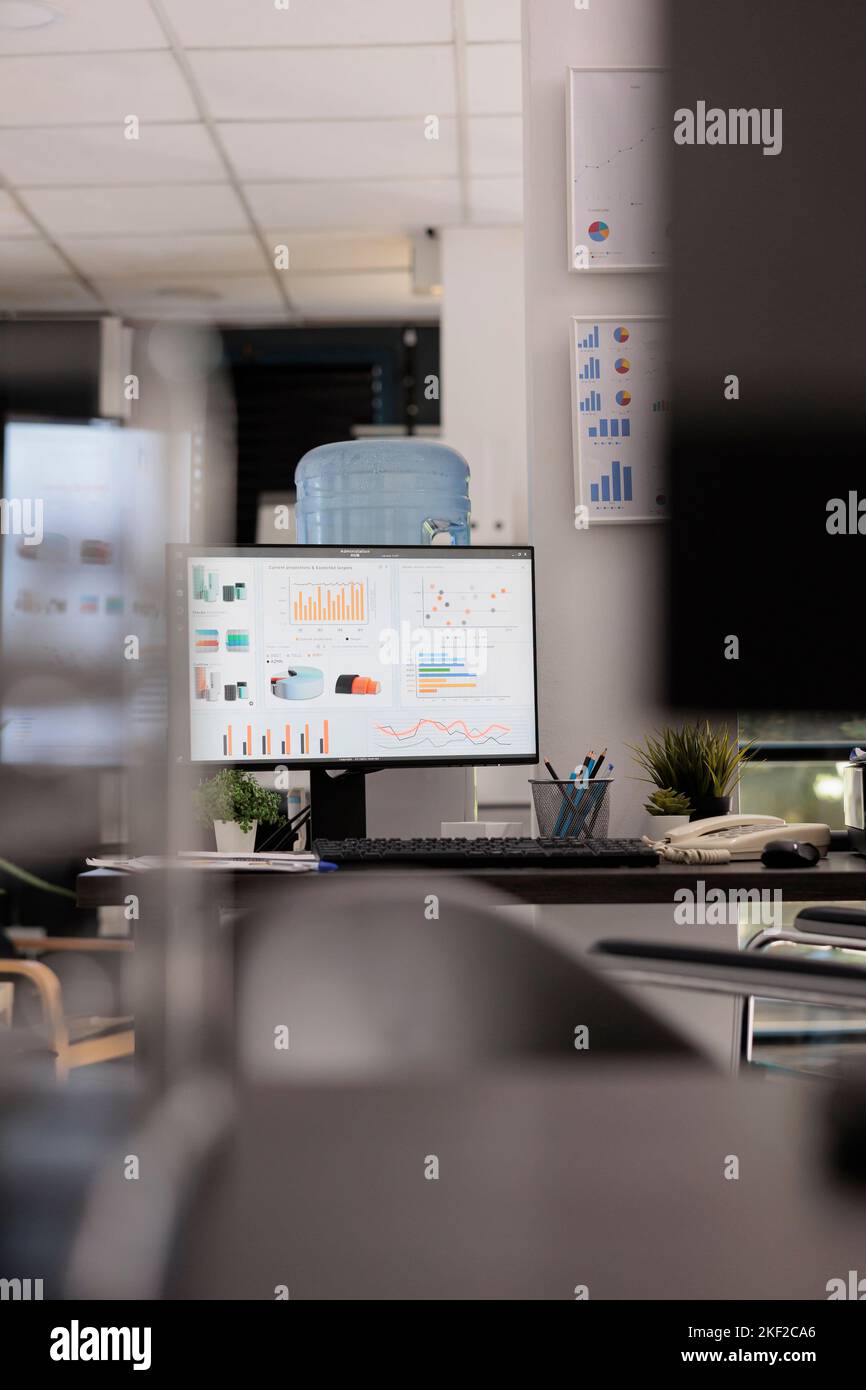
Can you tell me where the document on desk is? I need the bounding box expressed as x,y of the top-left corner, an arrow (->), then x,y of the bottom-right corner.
86,852 -> 325,874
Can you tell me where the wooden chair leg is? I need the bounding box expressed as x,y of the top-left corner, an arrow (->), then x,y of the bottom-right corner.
0,960 -> 71,1080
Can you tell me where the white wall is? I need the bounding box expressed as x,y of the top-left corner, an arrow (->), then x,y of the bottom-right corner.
522,0 -> 672,836
441,226 -> 531,815
440,227 -> 528,546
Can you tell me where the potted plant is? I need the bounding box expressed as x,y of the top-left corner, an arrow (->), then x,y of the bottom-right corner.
643,787 -> 693,838
194,769 -> 285,853
629,721 -> 757,822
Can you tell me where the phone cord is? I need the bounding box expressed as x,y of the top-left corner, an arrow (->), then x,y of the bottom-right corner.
642,839 -> 733,865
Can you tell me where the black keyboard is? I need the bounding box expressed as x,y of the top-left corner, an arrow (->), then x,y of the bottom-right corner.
313,836 -> 659,868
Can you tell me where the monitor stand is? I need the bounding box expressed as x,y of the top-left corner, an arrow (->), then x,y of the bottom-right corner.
309,766 -> 384,842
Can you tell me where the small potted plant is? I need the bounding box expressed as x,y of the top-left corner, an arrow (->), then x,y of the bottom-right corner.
194,769 -> 285,853
643,787 -> 693,838
629,721 -> 757,822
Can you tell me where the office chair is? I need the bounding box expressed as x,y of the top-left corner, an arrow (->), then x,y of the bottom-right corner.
232,875 -> 695,1079
747,905 -> 866,959
591,936 -> 866,1072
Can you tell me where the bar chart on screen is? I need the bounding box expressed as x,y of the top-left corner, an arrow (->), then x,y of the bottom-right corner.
291,580 -> 368,624
214,717 -> 333,759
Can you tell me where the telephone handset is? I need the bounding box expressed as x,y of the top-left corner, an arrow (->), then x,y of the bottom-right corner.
649,813 -> 831,863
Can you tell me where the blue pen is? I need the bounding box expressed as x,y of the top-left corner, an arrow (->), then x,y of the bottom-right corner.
568,761 -> 613,837
317,860 -> 339,872
553,768 -> 579,836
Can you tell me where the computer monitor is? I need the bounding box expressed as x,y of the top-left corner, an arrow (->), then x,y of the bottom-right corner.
170,544 -> 538,772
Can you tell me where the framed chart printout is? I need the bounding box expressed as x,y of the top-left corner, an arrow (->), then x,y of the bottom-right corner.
566,67 -> 669,272
570,316 -> 671,524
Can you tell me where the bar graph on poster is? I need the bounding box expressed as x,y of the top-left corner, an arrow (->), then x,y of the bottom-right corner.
571,316 -> 671,524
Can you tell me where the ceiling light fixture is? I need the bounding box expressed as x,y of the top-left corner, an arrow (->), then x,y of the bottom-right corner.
0,1 -> 64,29
411,229 -> 443,297
155,287 -> 222,302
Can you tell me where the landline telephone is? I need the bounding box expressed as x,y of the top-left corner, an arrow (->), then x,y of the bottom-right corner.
645,813 -> 832,864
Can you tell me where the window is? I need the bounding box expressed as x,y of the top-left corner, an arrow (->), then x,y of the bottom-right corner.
738,712 -> 866,828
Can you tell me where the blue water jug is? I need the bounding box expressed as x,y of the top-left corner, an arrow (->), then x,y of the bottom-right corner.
295,439 -> 471,546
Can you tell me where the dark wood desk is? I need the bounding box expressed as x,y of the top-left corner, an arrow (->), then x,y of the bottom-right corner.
77,850 -> 866,908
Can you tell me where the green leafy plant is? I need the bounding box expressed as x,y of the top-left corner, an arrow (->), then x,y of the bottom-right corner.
645,787 -> 693,817
0,858 -> 75,900
194,769 -> 285,835
628,721 -> 758,805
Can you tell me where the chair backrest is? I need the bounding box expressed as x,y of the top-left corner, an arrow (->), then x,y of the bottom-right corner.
234,875 -> 695,1079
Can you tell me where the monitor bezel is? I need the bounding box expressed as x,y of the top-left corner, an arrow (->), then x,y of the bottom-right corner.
168,542 -> 539,772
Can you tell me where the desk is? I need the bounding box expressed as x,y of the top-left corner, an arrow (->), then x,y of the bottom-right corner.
76,853 -> 866,1083
77,851 -> 866,909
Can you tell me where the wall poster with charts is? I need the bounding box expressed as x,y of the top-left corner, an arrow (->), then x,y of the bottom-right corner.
571,316 -> 671,524
566,67 -> 669,272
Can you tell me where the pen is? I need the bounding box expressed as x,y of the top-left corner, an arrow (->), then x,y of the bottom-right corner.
553,767 -> 579,836
569,757 -> 613,837
589,747 -> 608,779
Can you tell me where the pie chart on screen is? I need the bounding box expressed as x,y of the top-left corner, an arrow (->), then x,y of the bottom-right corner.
614,358 -> 630,375
613,326 -> 629,343
588,220 -> 610,242
615,389 -> 631,406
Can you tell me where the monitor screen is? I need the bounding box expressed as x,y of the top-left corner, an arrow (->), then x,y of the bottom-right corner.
170,545 -> 538,768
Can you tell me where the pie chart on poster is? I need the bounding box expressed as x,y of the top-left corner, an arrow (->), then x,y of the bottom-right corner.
613,326 -> 630,343
614,358 -> 630,375
615,389 -> 631,406
588,220 -> 610,242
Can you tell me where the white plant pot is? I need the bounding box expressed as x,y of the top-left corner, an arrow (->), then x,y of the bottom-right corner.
213,820 -> 258,854
645,813 -> 690,840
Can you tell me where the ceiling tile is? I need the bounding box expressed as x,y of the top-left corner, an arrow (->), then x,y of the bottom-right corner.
248,179 -> 464,232
0,0 -> 166,54
290,271 -> 440,321
470,177 -> 523,225
61,233 -> 266,277
0,53 -> 198,126
0,124 -> 225,186
260,234 -> 412,274
468,116 -> 522,176
91,275 -> 285,321
0,275 -> 101,310
219,118 -> 458,181
23,185 -> 247,237
164,0 -> 454,46
464,0 -> 522,43
0,190 -> 35,235
465,43 -> 522,114
189,46 -> 455,120
0,236 -> 70,274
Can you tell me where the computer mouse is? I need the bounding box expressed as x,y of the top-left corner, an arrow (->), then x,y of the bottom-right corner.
761,839 -> 820,868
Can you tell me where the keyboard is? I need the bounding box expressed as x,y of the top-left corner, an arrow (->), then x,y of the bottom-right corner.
313,837 -> 659,868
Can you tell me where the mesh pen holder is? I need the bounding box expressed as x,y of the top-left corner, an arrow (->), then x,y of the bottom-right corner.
529,778 -> 612,840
